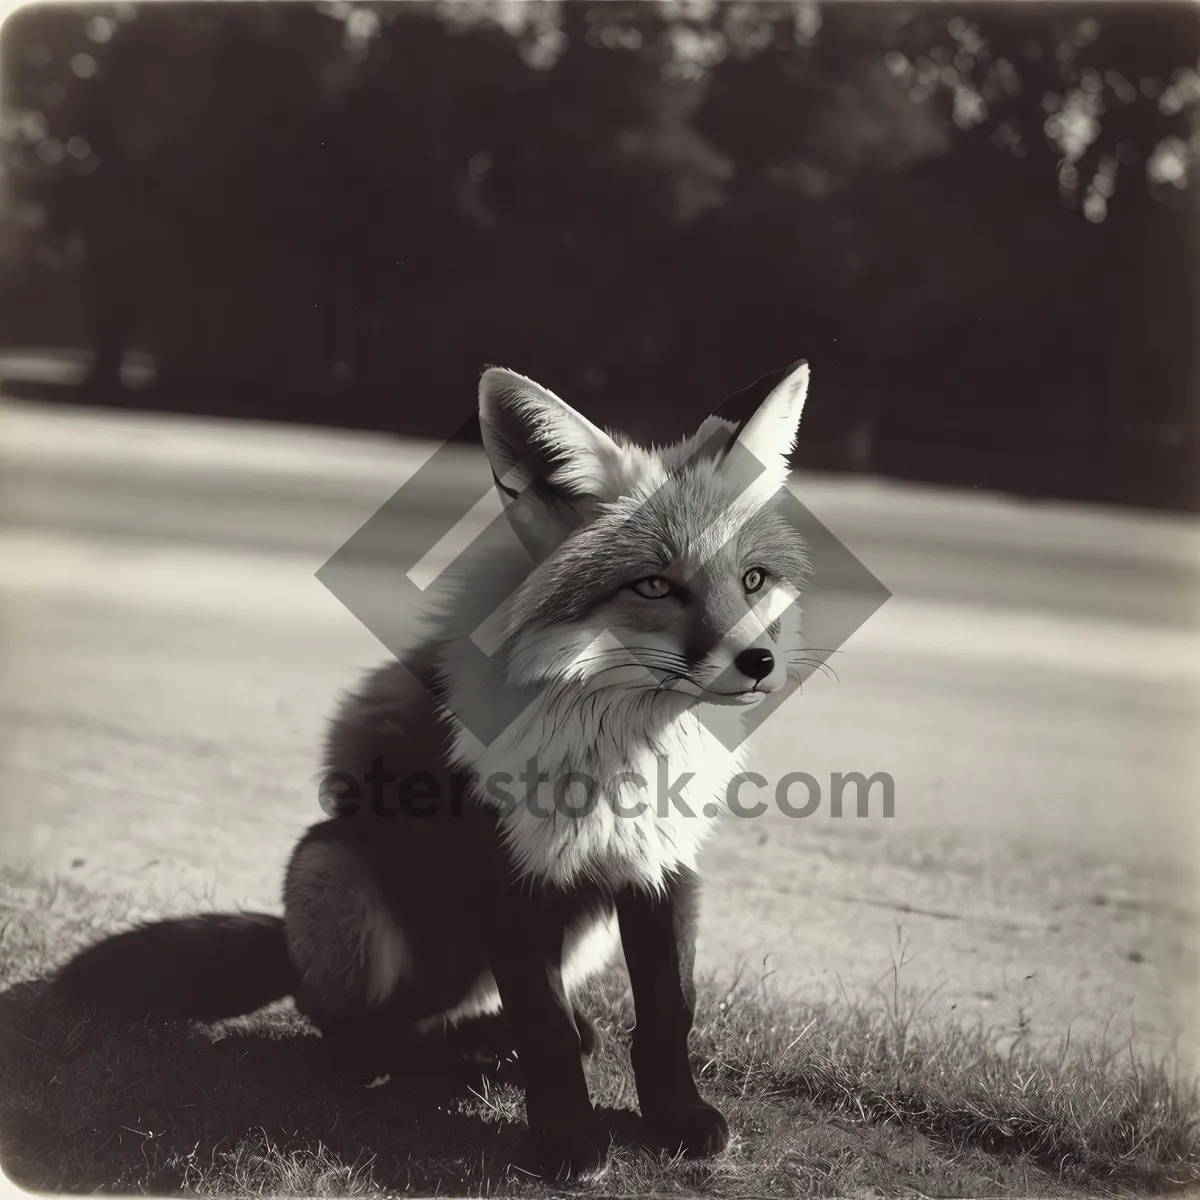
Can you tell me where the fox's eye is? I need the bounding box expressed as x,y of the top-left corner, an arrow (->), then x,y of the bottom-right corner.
630,576 -> 673,600
743,567 -> 766,593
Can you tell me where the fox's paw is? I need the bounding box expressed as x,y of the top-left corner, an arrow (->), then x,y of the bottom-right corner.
647,1101 -> 729,1158
522,1120 -> 609,1181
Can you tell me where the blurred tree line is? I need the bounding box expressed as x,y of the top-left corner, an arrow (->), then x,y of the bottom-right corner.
0,1 -> 1196,508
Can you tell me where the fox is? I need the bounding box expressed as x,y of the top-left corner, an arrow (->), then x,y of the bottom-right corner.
55,360 -> 813,1179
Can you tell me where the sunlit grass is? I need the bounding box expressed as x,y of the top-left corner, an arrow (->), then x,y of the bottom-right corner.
1,866 -> 1195,1197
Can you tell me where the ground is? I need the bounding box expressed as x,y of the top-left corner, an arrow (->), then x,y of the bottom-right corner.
0,389 -> 1197,1194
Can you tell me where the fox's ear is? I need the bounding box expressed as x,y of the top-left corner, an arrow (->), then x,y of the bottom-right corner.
726,360 -> 809,497
478,367 -> 623,560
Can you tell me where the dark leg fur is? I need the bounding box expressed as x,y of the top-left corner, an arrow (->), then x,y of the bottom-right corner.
616,869 -> 729,1158
437,1007 -> 595,1063
487,888 -> 608,1180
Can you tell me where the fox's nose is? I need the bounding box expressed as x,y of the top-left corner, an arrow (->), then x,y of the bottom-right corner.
734,648 -> 775,682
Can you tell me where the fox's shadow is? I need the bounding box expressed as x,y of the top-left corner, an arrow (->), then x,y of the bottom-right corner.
0,979 -> 647,1194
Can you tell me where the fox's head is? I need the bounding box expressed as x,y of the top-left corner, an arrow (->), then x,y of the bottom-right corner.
473,363 -> 811,711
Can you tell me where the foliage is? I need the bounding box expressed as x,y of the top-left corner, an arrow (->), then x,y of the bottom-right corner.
0,2 -> 1195,506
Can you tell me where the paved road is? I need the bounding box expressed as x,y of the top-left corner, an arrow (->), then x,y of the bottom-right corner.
1,396 -> 1196,1066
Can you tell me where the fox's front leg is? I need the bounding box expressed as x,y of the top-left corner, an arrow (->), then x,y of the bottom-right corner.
617,870 -> 730,1157
488,892 -> 607,1179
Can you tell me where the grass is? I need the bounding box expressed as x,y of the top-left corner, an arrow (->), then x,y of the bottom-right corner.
0,865 -> 1196,1197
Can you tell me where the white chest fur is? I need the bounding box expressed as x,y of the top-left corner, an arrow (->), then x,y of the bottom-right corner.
450,694 -> 742,892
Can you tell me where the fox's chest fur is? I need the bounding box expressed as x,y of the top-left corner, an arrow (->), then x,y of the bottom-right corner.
448,690 -> 739,891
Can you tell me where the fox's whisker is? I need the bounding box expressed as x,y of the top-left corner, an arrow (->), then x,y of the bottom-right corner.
784,661 -> 824,674
787,657 -> 839,683
572,650 -> 691,670
584,662 -> 684,683
573,655 -> 694,678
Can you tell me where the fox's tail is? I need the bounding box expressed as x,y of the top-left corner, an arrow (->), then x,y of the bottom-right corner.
54,912 -> 298,1021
